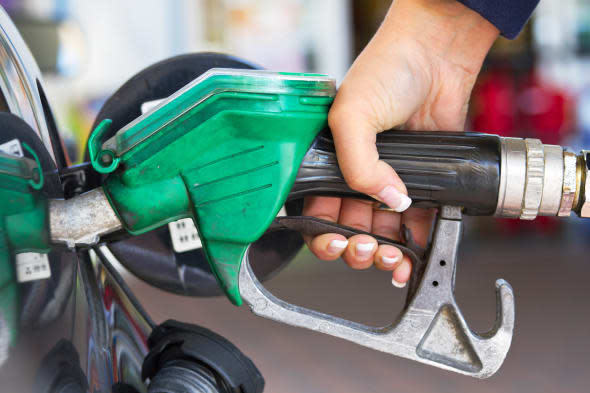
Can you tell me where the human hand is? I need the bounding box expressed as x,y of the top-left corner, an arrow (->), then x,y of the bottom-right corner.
304,0 -> 499,287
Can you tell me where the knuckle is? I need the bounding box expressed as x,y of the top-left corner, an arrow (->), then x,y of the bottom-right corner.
328,105 -> 349,130
347,222 -> 372,232
372,224 -> 395,237
313,214 -> 338,223
345,170 -> 371,193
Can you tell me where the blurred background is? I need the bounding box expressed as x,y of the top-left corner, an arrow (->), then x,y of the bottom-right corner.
1,0 -> 590,392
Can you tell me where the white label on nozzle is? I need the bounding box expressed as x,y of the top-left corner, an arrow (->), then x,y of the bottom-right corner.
166,207 -> 288,253
168,218 -> 202,253
16,253 -> 51,282
0,139 -> 23,157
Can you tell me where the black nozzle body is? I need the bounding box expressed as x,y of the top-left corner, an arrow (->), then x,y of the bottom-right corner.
291,130 -> 502,216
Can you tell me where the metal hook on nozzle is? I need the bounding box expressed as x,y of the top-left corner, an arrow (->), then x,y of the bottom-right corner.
238,206 -> 515,378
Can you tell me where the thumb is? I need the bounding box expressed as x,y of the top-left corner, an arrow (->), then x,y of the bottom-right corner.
328,102 -> 412,213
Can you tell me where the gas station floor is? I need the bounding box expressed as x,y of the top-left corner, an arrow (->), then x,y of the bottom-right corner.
132,223 -> 590,393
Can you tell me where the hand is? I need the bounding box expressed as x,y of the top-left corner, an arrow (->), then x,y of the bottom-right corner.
304,0 -> 499,287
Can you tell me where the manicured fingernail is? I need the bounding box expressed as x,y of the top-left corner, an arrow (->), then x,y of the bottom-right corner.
328,239 -> 348,254
355,242 -> 375,258
381,255 -> 399,267
392,260 -> 411,288
377,185 -> 412,212
392,277 -> 406,288
397,194 -> 412,212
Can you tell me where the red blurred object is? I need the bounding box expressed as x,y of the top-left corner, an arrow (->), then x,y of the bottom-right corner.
471,70 -> 517,136
470,68 -> 574,235
517,72 -> 573,144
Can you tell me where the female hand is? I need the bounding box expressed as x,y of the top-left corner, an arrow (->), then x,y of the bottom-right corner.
304,0 -> 499,287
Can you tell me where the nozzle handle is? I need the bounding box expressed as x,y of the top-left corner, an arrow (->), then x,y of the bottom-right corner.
291,130 -> 502,215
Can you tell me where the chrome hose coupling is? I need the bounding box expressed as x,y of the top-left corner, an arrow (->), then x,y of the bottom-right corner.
495,137 -> 590,219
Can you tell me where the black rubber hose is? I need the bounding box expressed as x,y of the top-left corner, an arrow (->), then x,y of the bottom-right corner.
291,129 -> 502,216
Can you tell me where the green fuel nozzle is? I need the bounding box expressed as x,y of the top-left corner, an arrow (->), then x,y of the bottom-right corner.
89,69 -> 335,305
0,147 -> 50,347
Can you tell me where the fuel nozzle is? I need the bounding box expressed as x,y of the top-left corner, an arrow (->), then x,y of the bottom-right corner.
495,138 -> 590,219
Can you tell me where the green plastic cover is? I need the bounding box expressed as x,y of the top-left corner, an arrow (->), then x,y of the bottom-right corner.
94,69 -> 335,305
0,150 -> 49,351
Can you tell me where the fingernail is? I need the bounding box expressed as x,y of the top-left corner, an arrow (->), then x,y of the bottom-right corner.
355,242 -> 375,258
381,255 -> 399,267
392,259 -> 411,288
377,185 -> 412,213
328,239 -> 348,254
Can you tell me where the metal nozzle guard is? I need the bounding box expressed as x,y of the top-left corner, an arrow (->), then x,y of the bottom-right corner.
239,208 -> 515,378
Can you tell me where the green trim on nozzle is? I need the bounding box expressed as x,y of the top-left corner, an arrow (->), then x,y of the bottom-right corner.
96,69 -> 334,304
88,119 -> 120,174
21,142 -> 44,190
0,146 -> 50,351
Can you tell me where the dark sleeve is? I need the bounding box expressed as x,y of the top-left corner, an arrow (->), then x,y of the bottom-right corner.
457,0 -> 540,39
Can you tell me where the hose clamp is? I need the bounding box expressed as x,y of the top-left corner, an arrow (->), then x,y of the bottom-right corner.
496,138 -> 527,218
558,151 -> 577,216
520,138 -> 545,220
538,145 -> 564,216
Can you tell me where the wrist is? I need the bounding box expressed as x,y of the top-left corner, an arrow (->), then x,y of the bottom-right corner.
382,0 -> 499,75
